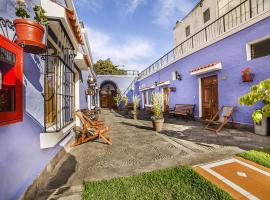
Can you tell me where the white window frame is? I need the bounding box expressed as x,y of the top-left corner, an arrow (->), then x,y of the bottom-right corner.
246,34 -> 270,61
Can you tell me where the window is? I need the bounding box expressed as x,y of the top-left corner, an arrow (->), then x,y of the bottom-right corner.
45,20 -> 75,132
147,90 -> 154,105
203,8 -> 210,23
250,38 -> 270,60
185,26 -> 190,37
0,35 -> 23,126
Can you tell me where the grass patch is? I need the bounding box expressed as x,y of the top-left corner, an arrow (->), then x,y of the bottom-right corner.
83,166 -> 233,200
239,148 -> 270,168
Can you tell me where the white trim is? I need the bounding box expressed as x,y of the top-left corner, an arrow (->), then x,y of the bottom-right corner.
201,158 -> 270,200
40,121 -> 75,149
198,78 -> 202,118
190,62 -> 222,76
97,74 -> 138,78
157,80 -> 170,87
246,34 -> 270,61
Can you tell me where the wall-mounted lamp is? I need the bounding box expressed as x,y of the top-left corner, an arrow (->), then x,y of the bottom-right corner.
175,71 -> 182,81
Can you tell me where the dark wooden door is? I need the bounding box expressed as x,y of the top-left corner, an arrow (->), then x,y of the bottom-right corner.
201,75 -> 218,120
101,94 -> 109,108
163,87 -> 170,113
101,92 -> 116,108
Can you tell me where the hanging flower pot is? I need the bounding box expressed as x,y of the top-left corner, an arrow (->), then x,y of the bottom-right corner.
14,19 -> 46,54
13,2 -> 48,54
241,67 -> 254,82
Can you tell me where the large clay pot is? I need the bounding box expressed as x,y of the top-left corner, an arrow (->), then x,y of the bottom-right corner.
13,19 -> 46,54
152,118 -> 164,132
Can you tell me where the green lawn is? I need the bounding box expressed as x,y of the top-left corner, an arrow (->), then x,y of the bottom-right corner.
239,148 -> 270,168
83,166 -> 233,200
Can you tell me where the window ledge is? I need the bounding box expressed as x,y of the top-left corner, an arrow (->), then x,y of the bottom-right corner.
40,121 -> 75,149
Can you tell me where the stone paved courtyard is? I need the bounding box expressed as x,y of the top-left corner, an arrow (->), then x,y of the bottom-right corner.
32,110 -> 270,199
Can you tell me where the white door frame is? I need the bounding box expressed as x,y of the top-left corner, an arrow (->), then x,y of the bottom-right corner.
198,78 -> 202,118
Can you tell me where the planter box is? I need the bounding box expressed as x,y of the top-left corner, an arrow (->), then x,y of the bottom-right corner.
254,117 -> 270,136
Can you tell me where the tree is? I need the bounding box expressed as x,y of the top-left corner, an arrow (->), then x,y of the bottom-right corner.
238,78 -> 270,123
94,59 -> 126,75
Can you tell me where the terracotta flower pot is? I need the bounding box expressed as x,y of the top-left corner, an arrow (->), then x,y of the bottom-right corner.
13,19 -> 46,54
242,73 -> 254,82
152,118 -> 164,132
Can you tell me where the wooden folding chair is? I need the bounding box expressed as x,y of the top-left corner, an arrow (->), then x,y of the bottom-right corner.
205,106 -> 236,133
70,110 -> 112,147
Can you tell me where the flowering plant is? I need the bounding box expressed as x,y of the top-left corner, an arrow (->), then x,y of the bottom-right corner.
241,67 -> 251,75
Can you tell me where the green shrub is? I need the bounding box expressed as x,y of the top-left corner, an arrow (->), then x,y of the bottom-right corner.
238,79 -> 270,123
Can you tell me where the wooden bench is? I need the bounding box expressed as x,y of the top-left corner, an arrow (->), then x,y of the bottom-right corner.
169,104 -> 195,121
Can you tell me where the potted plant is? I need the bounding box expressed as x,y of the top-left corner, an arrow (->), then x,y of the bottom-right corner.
132,95 -> 140,120
239,78 -> 270,136
123,95 -> 129,114
114,92 -> 123,112
14,0 -> 48,54
151,92 -> 164,132
241,67 -> 254,82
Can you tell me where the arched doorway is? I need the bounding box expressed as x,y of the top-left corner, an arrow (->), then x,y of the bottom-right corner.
100,81 -> 118,108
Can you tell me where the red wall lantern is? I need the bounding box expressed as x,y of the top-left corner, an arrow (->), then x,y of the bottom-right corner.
0,34 -> 23,126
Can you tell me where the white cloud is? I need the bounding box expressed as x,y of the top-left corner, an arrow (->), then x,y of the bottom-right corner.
153,0 -> 195,28
113,0 -> 146,16
87,27 -> 155,70
74,0 -> 102,12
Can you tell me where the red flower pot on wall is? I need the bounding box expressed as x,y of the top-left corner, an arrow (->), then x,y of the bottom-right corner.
241,67 -> 254,82
13,19 -> 46,54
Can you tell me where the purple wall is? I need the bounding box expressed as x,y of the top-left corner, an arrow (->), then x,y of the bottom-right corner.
0,3 -> 62,199
136,17 -> 270,125
0,54 -> 61,200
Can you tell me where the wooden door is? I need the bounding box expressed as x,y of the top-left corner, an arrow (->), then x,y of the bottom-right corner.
201,75 -> 218,120
101,94 -> 109,108
163,87 -> 170,113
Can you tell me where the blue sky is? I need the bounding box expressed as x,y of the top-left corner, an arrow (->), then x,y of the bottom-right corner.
74,0 -> 199,71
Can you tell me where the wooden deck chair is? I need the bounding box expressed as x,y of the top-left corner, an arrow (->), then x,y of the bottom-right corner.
80,111 -> 111,132
70,111 -> 112,147
205,106 -> 236,133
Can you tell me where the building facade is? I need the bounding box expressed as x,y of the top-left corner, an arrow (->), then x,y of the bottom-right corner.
0,0 -> 97,199
126,0 -> 270,125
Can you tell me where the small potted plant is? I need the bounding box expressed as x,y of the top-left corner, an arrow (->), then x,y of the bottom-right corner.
151,92 -> 164,132
239,78 -> 270,136
132,95 -> 140,120
123,95 -> 129,114
14,0 -> 48,54
114,92 -> 123,112
241,67 -> 254,82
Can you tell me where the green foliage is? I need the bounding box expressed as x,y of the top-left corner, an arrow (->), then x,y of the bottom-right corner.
123,96 -> 129,107
132,95 -> 140,112
239,149 -> 270,168
151,92 -> 163,120
238,79 -> 270,123
83,166 -> 233,200
33,5 -> 49,25
114,92 -> 123,108
15,1 -> 30,19
94,59 -> 126,75
15,2 -> 48,26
